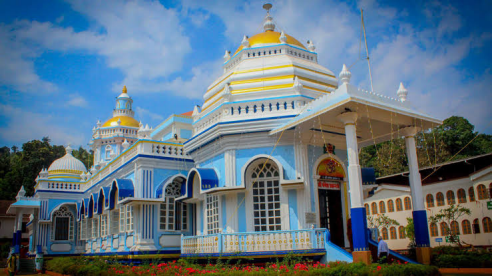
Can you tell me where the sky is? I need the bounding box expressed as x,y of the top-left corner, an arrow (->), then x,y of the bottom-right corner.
0,0 -> 491,148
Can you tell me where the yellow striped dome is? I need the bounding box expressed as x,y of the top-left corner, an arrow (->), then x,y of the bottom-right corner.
102,116 -> 139,128
234,31 -> 306,56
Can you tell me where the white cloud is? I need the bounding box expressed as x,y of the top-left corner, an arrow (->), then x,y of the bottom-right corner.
0,0 -> 191,96
67,93 -> 88,107
0,104 -> 86,146
182,0 -> 491,132
136,106 -> 164,121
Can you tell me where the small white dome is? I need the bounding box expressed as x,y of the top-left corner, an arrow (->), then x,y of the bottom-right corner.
48,146 -> 87,175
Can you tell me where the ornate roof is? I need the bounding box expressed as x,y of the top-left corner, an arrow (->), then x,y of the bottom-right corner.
48,145 -> 87,175
233,31 -> 306,56
102,115 -> 139,128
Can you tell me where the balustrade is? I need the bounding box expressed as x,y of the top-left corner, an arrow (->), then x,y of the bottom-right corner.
181,228 -> 327,255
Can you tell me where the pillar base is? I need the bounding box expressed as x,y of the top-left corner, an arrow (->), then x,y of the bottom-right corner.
352,251 -> 372,264
416,247 -> 432,265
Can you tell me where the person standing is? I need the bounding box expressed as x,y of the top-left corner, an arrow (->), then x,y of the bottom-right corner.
377,236 -> 389,263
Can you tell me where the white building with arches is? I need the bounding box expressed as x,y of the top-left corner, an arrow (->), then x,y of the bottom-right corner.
8,5 -> 444,265
365,153 -> 492,250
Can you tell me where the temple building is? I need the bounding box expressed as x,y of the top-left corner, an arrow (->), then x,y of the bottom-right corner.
8,5 -> 444,265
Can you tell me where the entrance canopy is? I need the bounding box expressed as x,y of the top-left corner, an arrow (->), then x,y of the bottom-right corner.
270,69 -> 441,149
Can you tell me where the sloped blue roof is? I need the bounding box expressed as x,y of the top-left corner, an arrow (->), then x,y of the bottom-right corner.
180,168 -> 218,200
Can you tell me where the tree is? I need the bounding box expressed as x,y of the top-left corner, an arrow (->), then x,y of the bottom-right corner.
360,115 -> 491,177
0,138 -> 93,200
405,217 -> 415,242
429,205 -> 471,247
367,213 -> 400,234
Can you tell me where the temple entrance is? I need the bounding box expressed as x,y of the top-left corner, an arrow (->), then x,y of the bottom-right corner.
318,187 -> 344,247
316,156 -> 346,248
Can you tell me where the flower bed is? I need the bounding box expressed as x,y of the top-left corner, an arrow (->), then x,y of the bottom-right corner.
46,257 -> 440,276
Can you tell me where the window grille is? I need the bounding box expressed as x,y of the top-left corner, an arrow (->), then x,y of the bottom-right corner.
252,162 -> 281,231
52,206 -> 74,241
206,194 -> 220,234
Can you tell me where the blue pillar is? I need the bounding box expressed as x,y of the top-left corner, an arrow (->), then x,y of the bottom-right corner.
350,207 -> 369,251
413,210 -> 431,247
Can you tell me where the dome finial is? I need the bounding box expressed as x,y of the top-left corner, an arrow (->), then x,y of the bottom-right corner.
122,85 -> 127,94
263,3 -> 275,32
339,64 -> 351,84
65,144 -> 73,155
397,82 -> 408,102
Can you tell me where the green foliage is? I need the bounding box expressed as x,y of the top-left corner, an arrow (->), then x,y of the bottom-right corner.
432,246 -> 492,268
360,116 -> 492,177
46,256 -> 112,276
429,205 -> 471,246
0,137 -> 93,200
405,217 -> 415,242
367,213 -> 400,231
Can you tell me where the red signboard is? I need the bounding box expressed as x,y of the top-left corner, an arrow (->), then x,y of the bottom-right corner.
317,182 -> 340,190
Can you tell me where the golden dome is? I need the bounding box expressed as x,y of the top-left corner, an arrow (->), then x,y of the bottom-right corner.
102,116 -> 139,128
233,31 -> 306,56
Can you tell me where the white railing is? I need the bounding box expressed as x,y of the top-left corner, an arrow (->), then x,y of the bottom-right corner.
36,140 -> 192,192
181,228 -> 327,255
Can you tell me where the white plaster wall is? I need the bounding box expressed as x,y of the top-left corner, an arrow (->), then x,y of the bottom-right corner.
365,170 -> 492,250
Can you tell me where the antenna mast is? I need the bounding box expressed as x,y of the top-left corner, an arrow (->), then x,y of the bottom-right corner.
361,9 -> 374,92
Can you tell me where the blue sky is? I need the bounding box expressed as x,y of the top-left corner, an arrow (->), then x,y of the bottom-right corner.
0,0 -> 491,148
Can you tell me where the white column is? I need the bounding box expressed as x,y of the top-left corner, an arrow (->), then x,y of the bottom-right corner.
401,126 -> 425,211
337,112 -> 363,208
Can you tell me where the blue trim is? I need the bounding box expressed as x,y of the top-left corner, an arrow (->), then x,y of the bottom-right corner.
288,190 -> 298,230
34,153 -> 193,197
195,95 -> 315,125
350,207 -> 369,251
185,114 -> 297,146
224,43 -> 318,66
181,248 -> 325,258
413,210 -> 431,247
237,193 -> 246,232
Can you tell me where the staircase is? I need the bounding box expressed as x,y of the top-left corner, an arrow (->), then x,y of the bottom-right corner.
19,258 -> 36,273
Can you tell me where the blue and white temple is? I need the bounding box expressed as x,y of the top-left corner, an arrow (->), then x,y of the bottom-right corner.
8,6 -> 441,265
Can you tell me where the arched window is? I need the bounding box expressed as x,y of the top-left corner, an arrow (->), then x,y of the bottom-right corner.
379,201 -> 386,214
160,178 -> 187,231
469,187 -> 475,202
398,226 -> 406,239
371,202 -> 378,214
436,192 -> 445,206
473,219 -> 481,234
450,221 -> 460,235
381,227 -> 388,240
390,227 -> 397,239
105,145 -> 112,160
430,223 -> 438,237
483,217 -> 492,233
396,198 -> 403,211
446,190 -> 456,205
404,197 -> 412,210
426,194 -> 434,208
462,220 -> 472,235
457,189 -> 467,203
52,206 -> 74,241
387,200 -> 395,212
252,161 -> 281,231
440,222 -> 449,236
478,184 -> 488,200
365,204 -> 370,216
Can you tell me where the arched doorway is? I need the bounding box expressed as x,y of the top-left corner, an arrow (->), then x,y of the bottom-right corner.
315,157 -> 346,247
